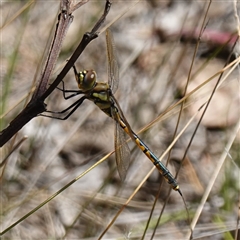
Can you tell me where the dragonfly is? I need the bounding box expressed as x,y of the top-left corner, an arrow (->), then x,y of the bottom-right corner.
45,29 -> 181,196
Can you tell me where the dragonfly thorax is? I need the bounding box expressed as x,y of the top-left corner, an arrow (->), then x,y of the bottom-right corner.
77,70 -> 97,91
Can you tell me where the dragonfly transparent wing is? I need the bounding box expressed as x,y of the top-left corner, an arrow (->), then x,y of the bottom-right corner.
114,120 -> 130,181
106,28 -> 119,94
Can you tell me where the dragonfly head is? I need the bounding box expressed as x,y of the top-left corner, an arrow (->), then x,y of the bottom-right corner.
77,70 -> 97,91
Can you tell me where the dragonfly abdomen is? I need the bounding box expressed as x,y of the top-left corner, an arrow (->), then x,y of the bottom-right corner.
117,116 -> 179,191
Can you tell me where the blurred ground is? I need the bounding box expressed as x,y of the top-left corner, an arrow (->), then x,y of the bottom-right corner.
1,1 -> 240,239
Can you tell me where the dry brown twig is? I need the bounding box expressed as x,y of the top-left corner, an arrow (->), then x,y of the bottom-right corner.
0,0 -> 112,147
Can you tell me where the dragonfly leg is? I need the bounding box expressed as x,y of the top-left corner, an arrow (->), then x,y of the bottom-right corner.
40,96 -> 87,120
56,80 -> 83,100
73,65 -> 78,77
72,65 -> 81,84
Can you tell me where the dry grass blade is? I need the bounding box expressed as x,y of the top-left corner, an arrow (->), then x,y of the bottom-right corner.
0,136 -> 27,168
187,120 -> 240,239
0,151 -> 112,235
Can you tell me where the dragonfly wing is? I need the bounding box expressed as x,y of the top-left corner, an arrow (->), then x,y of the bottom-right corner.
106,29 -> 119,94
114,120 -> 130,181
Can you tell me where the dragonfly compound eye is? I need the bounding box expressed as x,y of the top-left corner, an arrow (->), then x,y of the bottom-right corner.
78,70 -> 96,91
